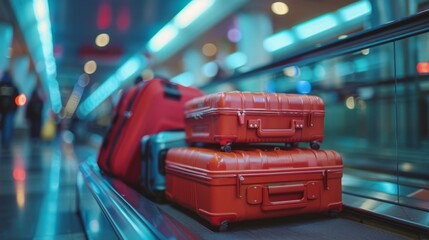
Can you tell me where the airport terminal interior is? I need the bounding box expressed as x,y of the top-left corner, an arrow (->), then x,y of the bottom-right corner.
1,0 -> 429,239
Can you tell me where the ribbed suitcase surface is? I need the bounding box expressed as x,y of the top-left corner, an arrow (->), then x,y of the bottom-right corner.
165,147 -> 342,229
184,92 -> 324,151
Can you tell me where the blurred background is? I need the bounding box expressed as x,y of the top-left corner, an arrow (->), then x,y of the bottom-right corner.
1,0 -> 429,239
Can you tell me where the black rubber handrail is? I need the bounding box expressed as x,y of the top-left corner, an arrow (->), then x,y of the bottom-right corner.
201,9 -> 429,91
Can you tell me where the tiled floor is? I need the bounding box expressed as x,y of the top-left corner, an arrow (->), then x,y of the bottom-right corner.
0,133 -> 86,239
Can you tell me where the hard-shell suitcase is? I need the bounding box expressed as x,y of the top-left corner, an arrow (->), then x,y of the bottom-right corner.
184,92 -> 324,151
141,131 -> 187,198
165,147 -> 342,230
97,78 -> 204,186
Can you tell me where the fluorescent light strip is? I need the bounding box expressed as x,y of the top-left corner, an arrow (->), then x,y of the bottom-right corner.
263,31 -> 294,52
225,52 -> 247,69
171,72 -> 195,86
148,24 -> 178,52
295,13 -> 338,39
338,1 -> 372,22
33,0 -> 61,113
173,0 -> 215,29
264,0 -> 372,53
147,0 -> 216,53
78,56 -> 144,117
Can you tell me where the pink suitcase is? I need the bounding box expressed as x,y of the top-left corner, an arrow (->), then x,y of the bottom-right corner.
184,92 -> 324,151
165,147 -> 343,231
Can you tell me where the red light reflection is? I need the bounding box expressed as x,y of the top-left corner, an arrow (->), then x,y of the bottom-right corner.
13,167 -> 26,181
97,2 -> 111,29
416,62 -> 429,74
117,6 -> 130,32
15,94 -> 26,106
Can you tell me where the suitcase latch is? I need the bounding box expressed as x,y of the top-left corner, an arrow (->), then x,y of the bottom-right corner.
248,119 -> 259,128
237,111 -> 246,125
236,175 -> 245,198
295,120 -> 304,129
322,170 -> 329,190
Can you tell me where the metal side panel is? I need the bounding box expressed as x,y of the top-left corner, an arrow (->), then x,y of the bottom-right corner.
343,193 -> 429,232
77,170 -> 119,240
77,160 -> 200,240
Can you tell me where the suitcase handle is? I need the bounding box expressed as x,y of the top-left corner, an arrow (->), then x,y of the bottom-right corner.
249,119 -> 300,137
262,184 -> 307,211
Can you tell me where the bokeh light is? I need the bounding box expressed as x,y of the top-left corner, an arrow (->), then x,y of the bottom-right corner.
227,28 -> 242,42
202,43 -> 217,57
416,62 -> 429,74
296,80 -> 311,94
271,2 -> 289,15
95,33 -> 110,47
15,94 -> 27,106
84,60 -> 97,74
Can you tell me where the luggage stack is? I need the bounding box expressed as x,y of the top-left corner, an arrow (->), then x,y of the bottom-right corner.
164,91 -> 343,231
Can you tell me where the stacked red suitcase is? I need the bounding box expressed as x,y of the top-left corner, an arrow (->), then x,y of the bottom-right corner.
165,147 -> 343,230
164,91 -> 342,231
184,92 -> 325,151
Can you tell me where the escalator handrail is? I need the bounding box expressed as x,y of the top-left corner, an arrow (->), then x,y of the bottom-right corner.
79,161 -> 200,240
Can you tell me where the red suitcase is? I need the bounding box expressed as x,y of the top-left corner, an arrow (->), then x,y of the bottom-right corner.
97,78 -> 204,186
184,92 -> 325,151
165,147 -> 342,230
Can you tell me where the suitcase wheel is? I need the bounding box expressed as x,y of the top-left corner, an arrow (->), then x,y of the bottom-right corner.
220,144 -> 232,152
218,220 -> 230,232
310,141 -> 321,150
327,209 -> 340,218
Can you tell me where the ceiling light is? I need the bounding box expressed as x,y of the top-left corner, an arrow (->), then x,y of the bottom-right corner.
263,31 -> 294,52
361,48 -> 370,55
271,2 -> 289,15
338,1 -> 371,22
283,66 -> 300,77
295,14 -> 338,39
30,0 -> 61,113
202,43 -> 217,57
171,72 -> 195,86
116,57 -> 141,81
148,24 -> 178,52
173,0 -> 215,29
95,33 -> 110,47
77,55 -> 145,118
34,0 -> 46,20
345,96 -> 355,110
84,60 -> 97,74
225,52 -> 247,69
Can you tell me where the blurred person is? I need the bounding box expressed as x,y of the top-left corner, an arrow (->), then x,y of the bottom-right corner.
25,84 -> 45,140
0,71 -> 20,147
